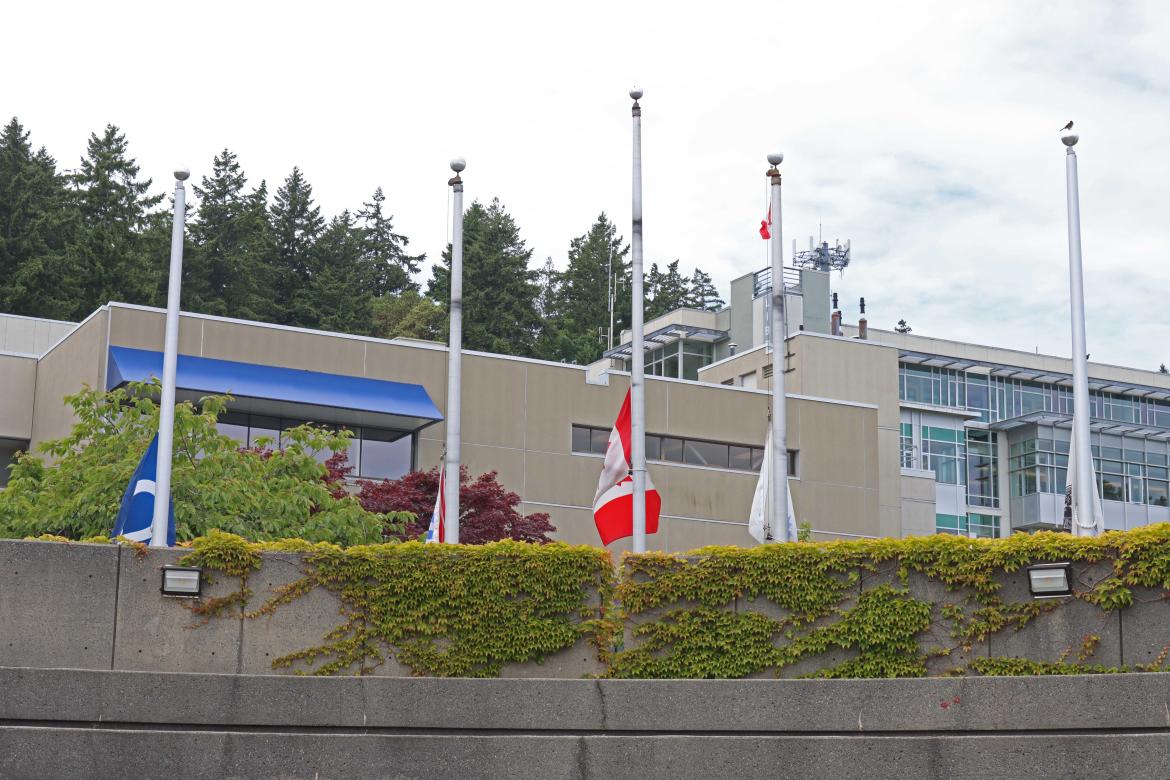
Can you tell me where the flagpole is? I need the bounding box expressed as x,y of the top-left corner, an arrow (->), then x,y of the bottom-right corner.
149,168 -> 189,548
445,158 -> 466,544
767,153 -> 789,543
629,88 -> 648,553
1062,130 -> 1097,536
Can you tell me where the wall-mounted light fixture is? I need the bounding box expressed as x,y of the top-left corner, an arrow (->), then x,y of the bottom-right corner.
160,565 -> 203,598
1026,562 -> 1073,598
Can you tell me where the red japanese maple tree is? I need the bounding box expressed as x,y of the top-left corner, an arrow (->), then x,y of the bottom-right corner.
325,453 -> 555,544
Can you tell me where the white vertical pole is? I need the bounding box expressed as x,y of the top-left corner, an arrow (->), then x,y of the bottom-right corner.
445,158 -> 466,544
629,88 -> 647,553
1062,131 -> 1097,536
149,168 -> 190,548
767,154 -> 789,542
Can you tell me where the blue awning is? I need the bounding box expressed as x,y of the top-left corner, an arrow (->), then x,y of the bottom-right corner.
107,346 -> 443,432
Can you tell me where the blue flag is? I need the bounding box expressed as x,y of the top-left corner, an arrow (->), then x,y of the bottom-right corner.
112,434 -> 175,546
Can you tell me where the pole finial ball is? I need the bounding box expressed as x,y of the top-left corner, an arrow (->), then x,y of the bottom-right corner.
630,87 -> 643,100
450,157 -> 466,173
767,153 -> 784,166
1061,133 -> 1079,147
174,168 -> 190,181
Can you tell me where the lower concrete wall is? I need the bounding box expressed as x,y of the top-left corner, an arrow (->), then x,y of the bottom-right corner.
2,667 -> 1169,779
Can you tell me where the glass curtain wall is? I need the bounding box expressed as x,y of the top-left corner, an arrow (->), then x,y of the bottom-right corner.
217,412 -> 413,480
899,363 -> 1170,428
1009,436 -> 1170,507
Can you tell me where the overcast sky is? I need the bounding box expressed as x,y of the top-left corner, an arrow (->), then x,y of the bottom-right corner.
6,1 -> 1169,369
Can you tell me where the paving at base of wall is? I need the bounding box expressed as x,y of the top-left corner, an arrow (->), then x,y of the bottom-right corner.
2,667 -> 1170,779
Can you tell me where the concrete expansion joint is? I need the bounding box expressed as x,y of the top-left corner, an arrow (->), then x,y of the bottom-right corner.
595,679 -> 608,731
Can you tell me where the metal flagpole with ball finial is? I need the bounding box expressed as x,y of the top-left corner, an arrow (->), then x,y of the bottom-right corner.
766,153 -> 789,542
629,87 -> 648,553
149,168 -> 190,547
1061,128 -> 1100,536
444,158 -> 466,544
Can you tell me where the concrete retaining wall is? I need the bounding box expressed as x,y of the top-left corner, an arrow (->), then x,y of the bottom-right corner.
2,667 -> 1170,778
3,540 -> 1170,678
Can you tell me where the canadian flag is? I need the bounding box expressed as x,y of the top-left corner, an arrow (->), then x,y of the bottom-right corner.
759,203 -> 771,240
593,389 -> 661,546
425,464 -> 446,543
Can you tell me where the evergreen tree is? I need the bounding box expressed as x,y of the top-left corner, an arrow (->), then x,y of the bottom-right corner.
270,167 -> 324,322
534,257 -> 560,319
645,259 -> 690,319
186,149 -> 275,321
357,187 -> 423,296
687,267 -> 724,311
291,210 -> 376,334
535,213 -> 629,364
63,124 -> 164,314
426,199 -> 541,356
0,118 -> 78,318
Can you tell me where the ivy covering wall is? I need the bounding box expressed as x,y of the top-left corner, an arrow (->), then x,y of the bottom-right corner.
153,525 -> 1170,678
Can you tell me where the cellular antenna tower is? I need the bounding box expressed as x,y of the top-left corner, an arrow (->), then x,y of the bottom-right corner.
793,235 -> 851,272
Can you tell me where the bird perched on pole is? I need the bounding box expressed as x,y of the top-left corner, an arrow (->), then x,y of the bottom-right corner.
1061,120 -> 1074,131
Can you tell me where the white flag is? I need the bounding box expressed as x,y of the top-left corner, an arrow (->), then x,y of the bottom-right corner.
748,423 -> 799,543
1064,426 -> 1104,536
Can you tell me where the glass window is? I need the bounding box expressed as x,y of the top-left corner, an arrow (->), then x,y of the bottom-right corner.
1148,452 -> 1168,467
217,411 -> 249,446
590,427 -> 611,455
967,513 -> 1000,538
1149,466 -> 1169,480
661,437 -> 683,462
645,434 -> 662,461
1128,476 -> 1145,504
684,440 -> 729,468
1100,474 -> 1124,502
750,447 -> 764,471
1125,449 -> 1145,464
682,354 -> 706,381
901,366 -> 935,404
729,445 -> 752,471
571,425 -> 591,454
359,428 -> 412,480
935,513 -> 964,534
1101,446 -> 1123,460
1148,480 -> 1169,507
787,450 -> 798,477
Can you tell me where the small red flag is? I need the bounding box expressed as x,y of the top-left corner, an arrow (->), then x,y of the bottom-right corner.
759,204 -> 771,240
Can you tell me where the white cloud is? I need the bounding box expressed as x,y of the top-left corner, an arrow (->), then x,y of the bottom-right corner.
4,0 -> 1169,367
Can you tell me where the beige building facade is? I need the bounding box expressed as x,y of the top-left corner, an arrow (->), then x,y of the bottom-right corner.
0,303 -> 880,552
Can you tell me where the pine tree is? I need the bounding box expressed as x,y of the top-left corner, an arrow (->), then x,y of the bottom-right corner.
687,267 -> 724,311
645,259 -> 690,319
270,167 -> 324,323
0,118 -> 78,318
63,124 -> 164,315
186,149 -> 275,321
357,187 -> 423,296
427,199 -> 541,356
